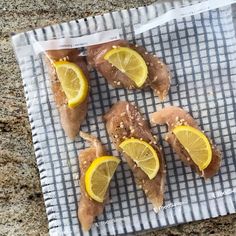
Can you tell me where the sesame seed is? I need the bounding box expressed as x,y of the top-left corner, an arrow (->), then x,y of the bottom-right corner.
83,161 -> 87,164
135,44 -> 139,47
138,123 -> 143,126
187,157 -> 190,161
175,116 -> 179,121
114,135 -> 118,138
117,81 -> 121,85
140,138 -> 143,141
121,112 -> 126,116
153,208 -> 158,213
145,52 -> 148,55
112,45 -> 117,48
74,174 -> 79,180
144,189 -> 149,194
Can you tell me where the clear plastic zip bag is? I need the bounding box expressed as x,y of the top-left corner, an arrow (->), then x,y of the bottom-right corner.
12,0 -> 236,235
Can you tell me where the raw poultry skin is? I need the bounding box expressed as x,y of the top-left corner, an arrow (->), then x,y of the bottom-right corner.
104,101 -> 165,211
45,49 -> 89,139
78,132 -> 107,231
150,106 -> 221,179
87,40 -> 171,100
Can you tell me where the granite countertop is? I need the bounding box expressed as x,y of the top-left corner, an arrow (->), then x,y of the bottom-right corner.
0,0 -> 236,235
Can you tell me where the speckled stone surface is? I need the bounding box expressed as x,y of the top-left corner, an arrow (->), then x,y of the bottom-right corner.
0,0 -> 236,235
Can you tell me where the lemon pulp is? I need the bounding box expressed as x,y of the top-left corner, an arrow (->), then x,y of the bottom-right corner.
54,61 -> 88,108
119,138 -> 160,179
85,156 -> 120,202
172,125 -> 212,170
104,47 -> 148,87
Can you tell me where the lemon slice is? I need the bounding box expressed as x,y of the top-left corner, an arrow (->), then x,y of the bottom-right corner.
85,156 -> 120,202
104,47 -> 148,87
172,125 -> 212,170
119,138 -> 160,179
54,61 -> 88,108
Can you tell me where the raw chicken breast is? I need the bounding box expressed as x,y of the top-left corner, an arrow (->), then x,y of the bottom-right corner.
45,49 -> 89,139
104,101 -> 165,211
87,40 -> 171,100
150,106 -> 221,179
78,131 -> 107,231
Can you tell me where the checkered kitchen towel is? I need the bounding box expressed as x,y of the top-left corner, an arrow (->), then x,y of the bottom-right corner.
12,0 -> 236,235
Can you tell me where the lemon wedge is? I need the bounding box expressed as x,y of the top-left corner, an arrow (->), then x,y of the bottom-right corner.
104,47 -> 148,87
85,156 -> 120,203
119,138 -> 160,179
54,61 -> 88,108
172,125 -> 212,170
